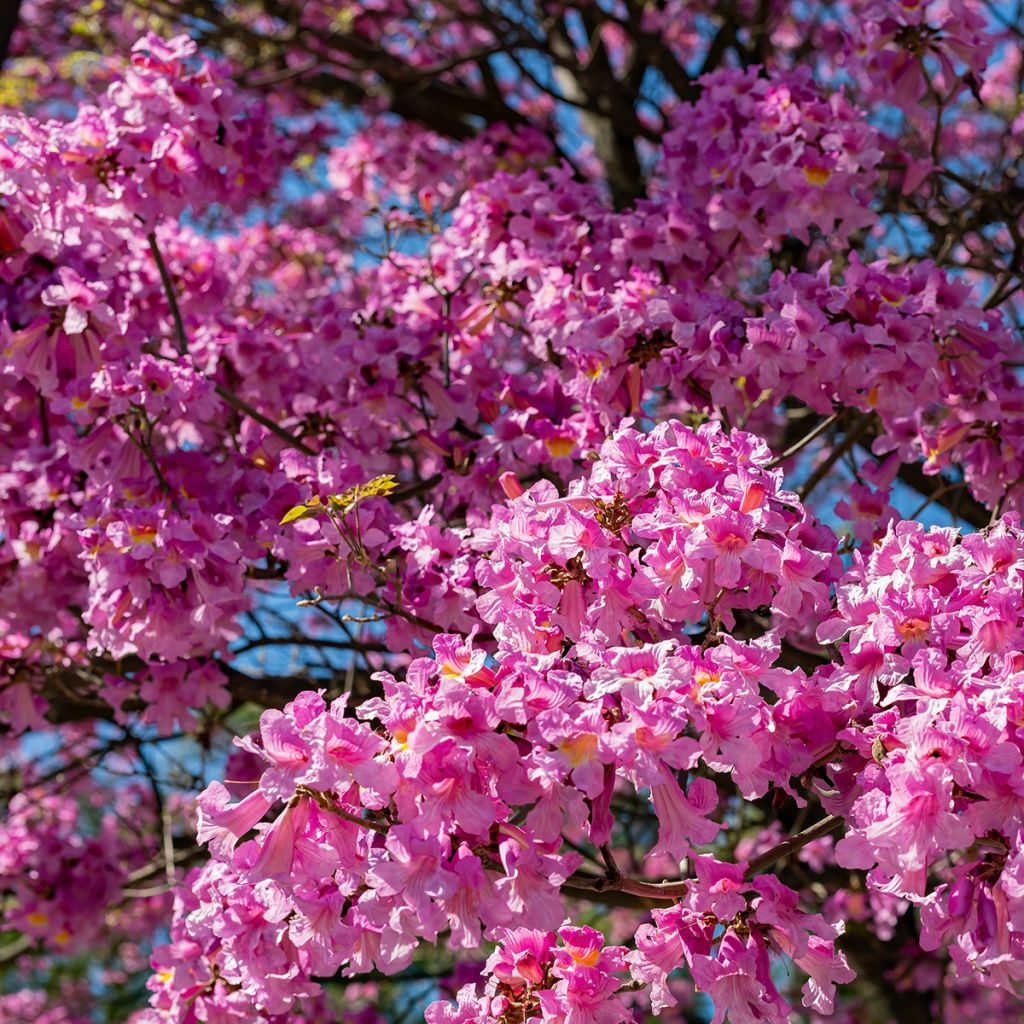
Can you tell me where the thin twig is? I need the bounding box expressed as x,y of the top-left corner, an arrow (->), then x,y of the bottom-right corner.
799,413 -> 874,500
296,785 -> 390,833
213,383 -> 317,457
745,814 -> 845,879
766,410 -> 841,469
0,934 -> 32,965
147,231 -> 188,357
600,842 -> 621,880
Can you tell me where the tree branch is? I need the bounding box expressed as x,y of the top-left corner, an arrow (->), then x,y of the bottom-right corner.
0,0 -> 22,69
745,814 -> 845,878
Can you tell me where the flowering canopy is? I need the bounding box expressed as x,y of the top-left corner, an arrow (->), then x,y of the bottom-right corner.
2,1 -> 1024,1022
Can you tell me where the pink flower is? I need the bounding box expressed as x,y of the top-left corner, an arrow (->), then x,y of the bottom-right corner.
196,781 -> 274,859
485,928 -> 556,988
689,931 -> 787,1024
649,776 -> 720,859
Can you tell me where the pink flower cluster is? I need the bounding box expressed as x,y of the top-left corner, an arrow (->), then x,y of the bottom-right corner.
420,146 -> 1023,520
841,0 -> 993,112
426,926 -> 631,1024
326,119 -> 555,221
475,419 -> 840,653
0,33 -> 282,248
0,989 -> 91,1024
70,493 -> 247,661
0,784 -> 165,954
658,65 -> 880,260
745,257 -> 1024,506
817,519 -> 1024,987
630,859 -> 854,1023
0,32 -> 284,411
146,422 -> 856,1018
424,872 -> 853,1024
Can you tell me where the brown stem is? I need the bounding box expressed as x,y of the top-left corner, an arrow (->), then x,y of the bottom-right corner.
212,382 -> 317,457
766,409 -> 841,469
563,869 -> 689,902
562,813 -> 845,907
147,231 -> 188,357
744,814 -> 845,879
296,785 -> 390,833
799,412 -> 874,500
599,842 -> 621,880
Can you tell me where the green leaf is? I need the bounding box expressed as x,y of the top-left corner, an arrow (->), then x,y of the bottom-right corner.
327,474 -> 400,514
280,503 -> 315,525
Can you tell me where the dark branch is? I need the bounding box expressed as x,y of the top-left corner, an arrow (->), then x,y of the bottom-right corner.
0,0 -> 22,70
